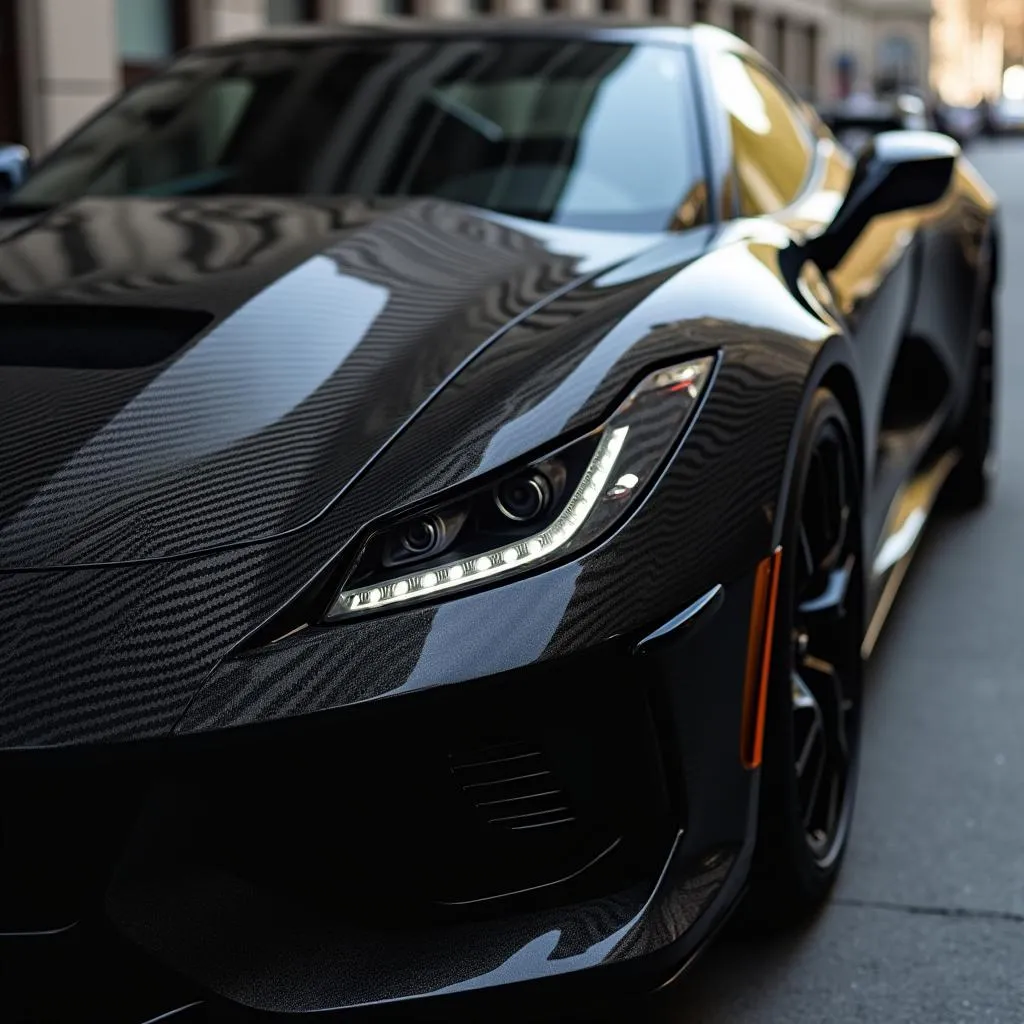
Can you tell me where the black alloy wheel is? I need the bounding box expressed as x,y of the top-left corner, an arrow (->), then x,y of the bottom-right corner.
742,389 -> 864,928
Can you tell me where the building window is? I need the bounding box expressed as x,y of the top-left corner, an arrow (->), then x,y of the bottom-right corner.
382,0 -> 417,13
692,0 -> 709,24
731,5 -> 754,43
772,15 -> 786,74
877,35 -> 918,92
652,0 -> 671,17
117,0 -> 188,88
542,0 -> 564,13
468,0 -> 495,13
805,23 -> 819,100
0,0 -> 22,144
601,0 -> 624,12
268,0 -> 321,22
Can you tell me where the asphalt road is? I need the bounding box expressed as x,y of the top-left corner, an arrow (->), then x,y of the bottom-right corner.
636,138 -> 1024,1024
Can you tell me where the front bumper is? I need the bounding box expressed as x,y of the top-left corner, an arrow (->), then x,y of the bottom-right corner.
2,566 -> 761,1021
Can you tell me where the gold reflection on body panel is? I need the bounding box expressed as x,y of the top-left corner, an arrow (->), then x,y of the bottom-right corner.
670,180 -> 710,232
710,51 -> 814,218
829,186 -> 961,315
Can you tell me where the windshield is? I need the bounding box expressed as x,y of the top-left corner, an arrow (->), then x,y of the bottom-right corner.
9,38 -> 705,233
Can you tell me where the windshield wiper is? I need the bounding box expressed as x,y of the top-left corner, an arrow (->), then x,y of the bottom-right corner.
427,91 -> 504,142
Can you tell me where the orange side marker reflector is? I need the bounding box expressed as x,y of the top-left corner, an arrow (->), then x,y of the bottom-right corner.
741,546 -> 783,770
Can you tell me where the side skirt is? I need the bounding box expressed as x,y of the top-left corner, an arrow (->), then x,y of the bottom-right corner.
861,449 -> 960,658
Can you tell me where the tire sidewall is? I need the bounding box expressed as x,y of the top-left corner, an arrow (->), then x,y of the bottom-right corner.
754,389 -> 865,910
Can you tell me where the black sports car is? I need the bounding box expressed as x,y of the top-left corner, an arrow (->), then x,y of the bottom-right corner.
0,20 -> 999,1023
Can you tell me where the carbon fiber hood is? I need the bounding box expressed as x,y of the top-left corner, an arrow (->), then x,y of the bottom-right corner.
0,195 -> 660,569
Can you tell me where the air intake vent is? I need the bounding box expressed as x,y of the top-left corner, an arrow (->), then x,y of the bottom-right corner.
449,742 -> 575,831
0,305 -> 212,368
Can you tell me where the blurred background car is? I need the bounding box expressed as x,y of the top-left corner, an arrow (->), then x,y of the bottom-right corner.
934,100 -> 986,146
819,92 -> 935,153
821,90 -> 989,154
990,95 -> 1024,134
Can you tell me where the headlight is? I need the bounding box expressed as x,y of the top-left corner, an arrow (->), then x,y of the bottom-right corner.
327,354 -> 716,620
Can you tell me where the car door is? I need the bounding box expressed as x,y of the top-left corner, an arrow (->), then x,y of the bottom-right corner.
697,37 -> 927,554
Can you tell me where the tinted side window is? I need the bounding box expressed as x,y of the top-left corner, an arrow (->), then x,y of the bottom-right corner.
709,51 -> 815,216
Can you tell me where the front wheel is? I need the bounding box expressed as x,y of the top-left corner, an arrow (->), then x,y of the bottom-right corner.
741,389 -> 865,929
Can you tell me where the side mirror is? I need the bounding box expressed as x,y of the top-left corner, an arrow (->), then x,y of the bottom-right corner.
0,143 -> 31,197
812,130 -> 959,271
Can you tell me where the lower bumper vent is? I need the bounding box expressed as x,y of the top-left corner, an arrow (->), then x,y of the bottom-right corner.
449,742 -> 575,831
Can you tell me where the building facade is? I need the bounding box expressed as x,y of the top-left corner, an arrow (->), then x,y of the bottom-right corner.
932,0 -> 1024,103
835,1 -> 934,96
0,0 -> 933,154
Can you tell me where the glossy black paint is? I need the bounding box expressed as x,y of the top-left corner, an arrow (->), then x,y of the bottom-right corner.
691,24 -> 997,599
812,130 -> 960,272
0,20 -> 999,1020
3,567 -> 756,1018
0,196 -> 665,566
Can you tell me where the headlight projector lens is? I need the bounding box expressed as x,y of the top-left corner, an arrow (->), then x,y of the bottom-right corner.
495,472 -> 553,522
399,515 -> 446,557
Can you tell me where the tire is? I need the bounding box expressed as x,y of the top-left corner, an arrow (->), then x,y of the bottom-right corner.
740,389 -> 865,931
945,300 -> 996,510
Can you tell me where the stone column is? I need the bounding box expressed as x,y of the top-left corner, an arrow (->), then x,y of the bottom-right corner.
418,0 -> 463,19
18,0 -> 119,152
502,0 -> 539,16
327,0 -> 382,20
750,9 -> 774,58
783,18 -> 806,92
203,0 -> 265,40
704,0 -> 732,30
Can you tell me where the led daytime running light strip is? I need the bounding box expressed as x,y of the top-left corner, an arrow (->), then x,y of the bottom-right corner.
337,426 -> 630,614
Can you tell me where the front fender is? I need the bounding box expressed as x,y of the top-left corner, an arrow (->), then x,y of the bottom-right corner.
0,232 -> 856,747
180,236 -> 851,734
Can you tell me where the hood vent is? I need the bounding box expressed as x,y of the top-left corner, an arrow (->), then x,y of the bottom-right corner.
0,305 -> 212,369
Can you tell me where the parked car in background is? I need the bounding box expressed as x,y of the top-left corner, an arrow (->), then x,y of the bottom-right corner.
991,96 -> 1024,134
819,93 -> 934,152
935,102 -> 986,146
